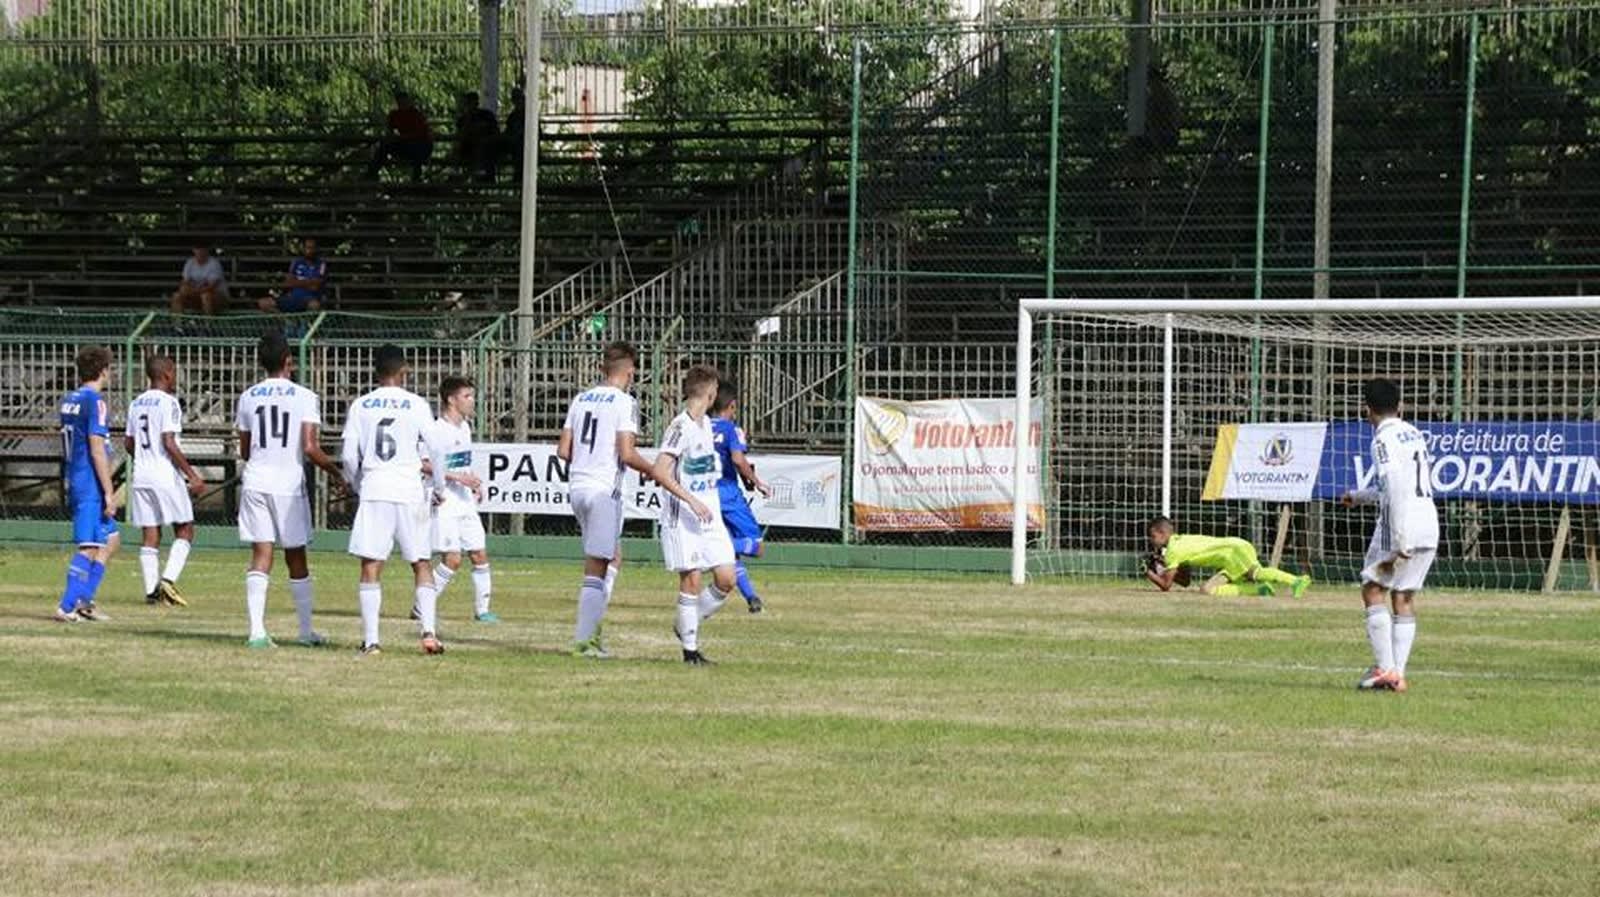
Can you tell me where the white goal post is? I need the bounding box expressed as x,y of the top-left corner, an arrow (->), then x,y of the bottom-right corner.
1012,296 -> 1600,586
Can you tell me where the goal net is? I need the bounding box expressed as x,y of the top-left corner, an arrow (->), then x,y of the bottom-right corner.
1012,298 -> 1600,592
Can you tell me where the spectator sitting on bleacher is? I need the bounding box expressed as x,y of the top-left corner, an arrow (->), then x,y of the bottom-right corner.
171,244 -> 228,315
258,238 -> 328,314
369,91 -> 434,183
454,91 -> 500,182
504,87 -> 526,182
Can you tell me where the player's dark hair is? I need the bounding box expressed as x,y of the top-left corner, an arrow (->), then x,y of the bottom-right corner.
1147,515 -> 1175,534
601,341 -> 638,375
1364,378 -> 1401,416
712,380 -> 738,414
258,331 -> 292,374
144,353 -> 174,381
75,346 -> 112,383
682,364 -> 721,402
374,344 -> 408,379
439,375 -> 475,404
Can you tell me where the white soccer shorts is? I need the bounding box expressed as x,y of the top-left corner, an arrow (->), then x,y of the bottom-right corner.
659,511 -> 736,573
432,510 -> 487,554
130,484 -> 194,528
571,487 -> 624,561
348,499 -> 432,563
238,489 -> 312,548
1361,532 -> 1436,593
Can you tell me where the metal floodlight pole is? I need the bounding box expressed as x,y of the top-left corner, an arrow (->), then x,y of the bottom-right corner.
512,0 -> 543,535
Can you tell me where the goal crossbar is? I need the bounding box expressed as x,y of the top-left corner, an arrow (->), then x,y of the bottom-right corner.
1011,295 -> 1600,585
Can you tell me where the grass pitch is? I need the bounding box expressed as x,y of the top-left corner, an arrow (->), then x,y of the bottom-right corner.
2,546 -> 1598,897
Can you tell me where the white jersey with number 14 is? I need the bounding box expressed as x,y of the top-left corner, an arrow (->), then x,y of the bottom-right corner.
236,377 -> 322,496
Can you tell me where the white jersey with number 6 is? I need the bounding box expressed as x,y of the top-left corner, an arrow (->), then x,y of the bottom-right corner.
236,377 -> 322,496
341,385 -> 433,504
562,384 -> 638,496
1369,417 -> 1440,558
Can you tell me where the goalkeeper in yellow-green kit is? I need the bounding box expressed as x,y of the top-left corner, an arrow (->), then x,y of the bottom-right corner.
1143,516 -> 1311,598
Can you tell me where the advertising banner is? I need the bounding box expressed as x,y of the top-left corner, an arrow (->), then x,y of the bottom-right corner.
1201,423 -> 1328,502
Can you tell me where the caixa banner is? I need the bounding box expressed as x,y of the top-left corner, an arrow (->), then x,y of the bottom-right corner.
1315,421 -> 1600,505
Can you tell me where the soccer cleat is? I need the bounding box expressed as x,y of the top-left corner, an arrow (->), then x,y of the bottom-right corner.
296,631 -> 328,647
747,596 -> 764,614
420,632 -> 445,655
409,605 -> 421,621
474,611 -> 501,624
572,638 -> 611,660
1391,675 -> 1409,694
156,579 -> 188,607
1254,584 -> 1276,598
246,636 -> 276,650
53,609 -> 81,623
1356,666 -> 1400,691
145,589 -> 161,606
682,649 -> 713,666
74,603 -> 109,622
1291,575 -> 1312,599
358,643 -> 383,657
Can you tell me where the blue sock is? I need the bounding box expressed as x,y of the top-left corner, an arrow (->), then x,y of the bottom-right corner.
85,560 -> 107,604
735,561 -> 759,602
59,554 -> 93,613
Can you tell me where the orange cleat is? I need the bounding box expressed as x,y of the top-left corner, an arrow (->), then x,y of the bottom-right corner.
420,633 -> 445,655
1356,666 -> 1400,691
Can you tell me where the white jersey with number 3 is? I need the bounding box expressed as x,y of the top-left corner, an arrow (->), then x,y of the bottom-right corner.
236,377 -> 322,496
563,385 -> 638,495
341,385 -> 433,503
1370,417 -> 1440,557
126,389 -> 185,491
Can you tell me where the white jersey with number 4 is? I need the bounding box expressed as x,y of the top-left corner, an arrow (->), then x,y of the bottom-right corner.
426,416 -> 477,517
126,389 -> 185,491
563,385 -> 638,496
1369,417 -> 1440,558
236,377 -> 322,496
341,385 -> 433,504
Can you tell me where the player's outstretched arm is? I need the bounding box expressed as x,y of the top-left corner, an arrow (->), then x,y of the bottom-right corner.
302,423 -> 345,485
729,448 -> 770,498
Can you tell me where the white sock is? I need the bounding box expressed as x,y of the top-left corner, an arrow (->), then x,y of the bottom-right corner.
416,582 -> 439,636
359,583 -> 382,647
676,593 -> 699,651
574,575 -> 608,643
472,564 -> 492,616
433,564 -> 456,601
139,547 -> 160,596
1365,605 -> 1396,671
1392,614 -> 1417,676
289,577 -> 314,638
162,538 -> 191,583
698,583 -> 728,621
245,571 -> 269,641
604,565 -> 618,599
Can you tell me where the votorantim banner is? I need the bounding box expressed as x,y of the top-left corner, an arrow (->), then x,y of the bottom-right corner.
852,397 -> 1045,531
1202,423 -> 1328,502
469,443 -> 843,530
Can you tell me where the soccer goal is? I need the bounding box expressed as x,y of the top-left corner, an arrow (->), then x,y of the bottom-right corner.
1011,297 -> 1600,591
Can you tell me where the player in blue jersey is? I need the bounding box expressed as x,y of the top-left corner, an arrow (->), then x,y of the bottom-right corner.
710,381 -> 772,613
56,346 -> 121,623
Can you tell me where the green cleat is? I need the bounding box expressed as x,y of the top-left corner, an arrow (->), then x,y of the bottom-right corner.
1291,575 -> 1312,599
246,636 -> 276,649
1254,583 -> 1276,598
296,631 -> 328,647
474,611 -> 501,624
571,638 -> 611,660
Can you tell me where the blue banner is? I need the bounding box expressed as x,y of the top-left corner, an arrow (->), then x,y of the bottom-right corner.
1315,421 -> 1600,505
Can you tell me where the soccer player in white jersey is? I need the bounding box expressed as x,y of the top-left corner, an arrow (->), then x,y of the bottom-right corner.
124,354 -> 206,608
558,341 -> 705,658
656,365 -> 735,665
341,344 -> 443,656
424,375 -> 497,623
236,332 -> 347,648
1342,378 -> 1439,693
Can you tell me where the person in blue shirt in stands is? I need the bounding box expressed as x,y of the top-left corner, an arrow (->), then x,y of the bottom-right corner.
56,346 -> 121,623
710,381 -> 772,613
258,237 -> 328,313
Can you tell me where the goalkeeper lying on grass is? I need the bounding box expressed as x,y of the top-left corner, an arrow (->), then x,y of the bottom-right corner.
1143,515 -> 1311,598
